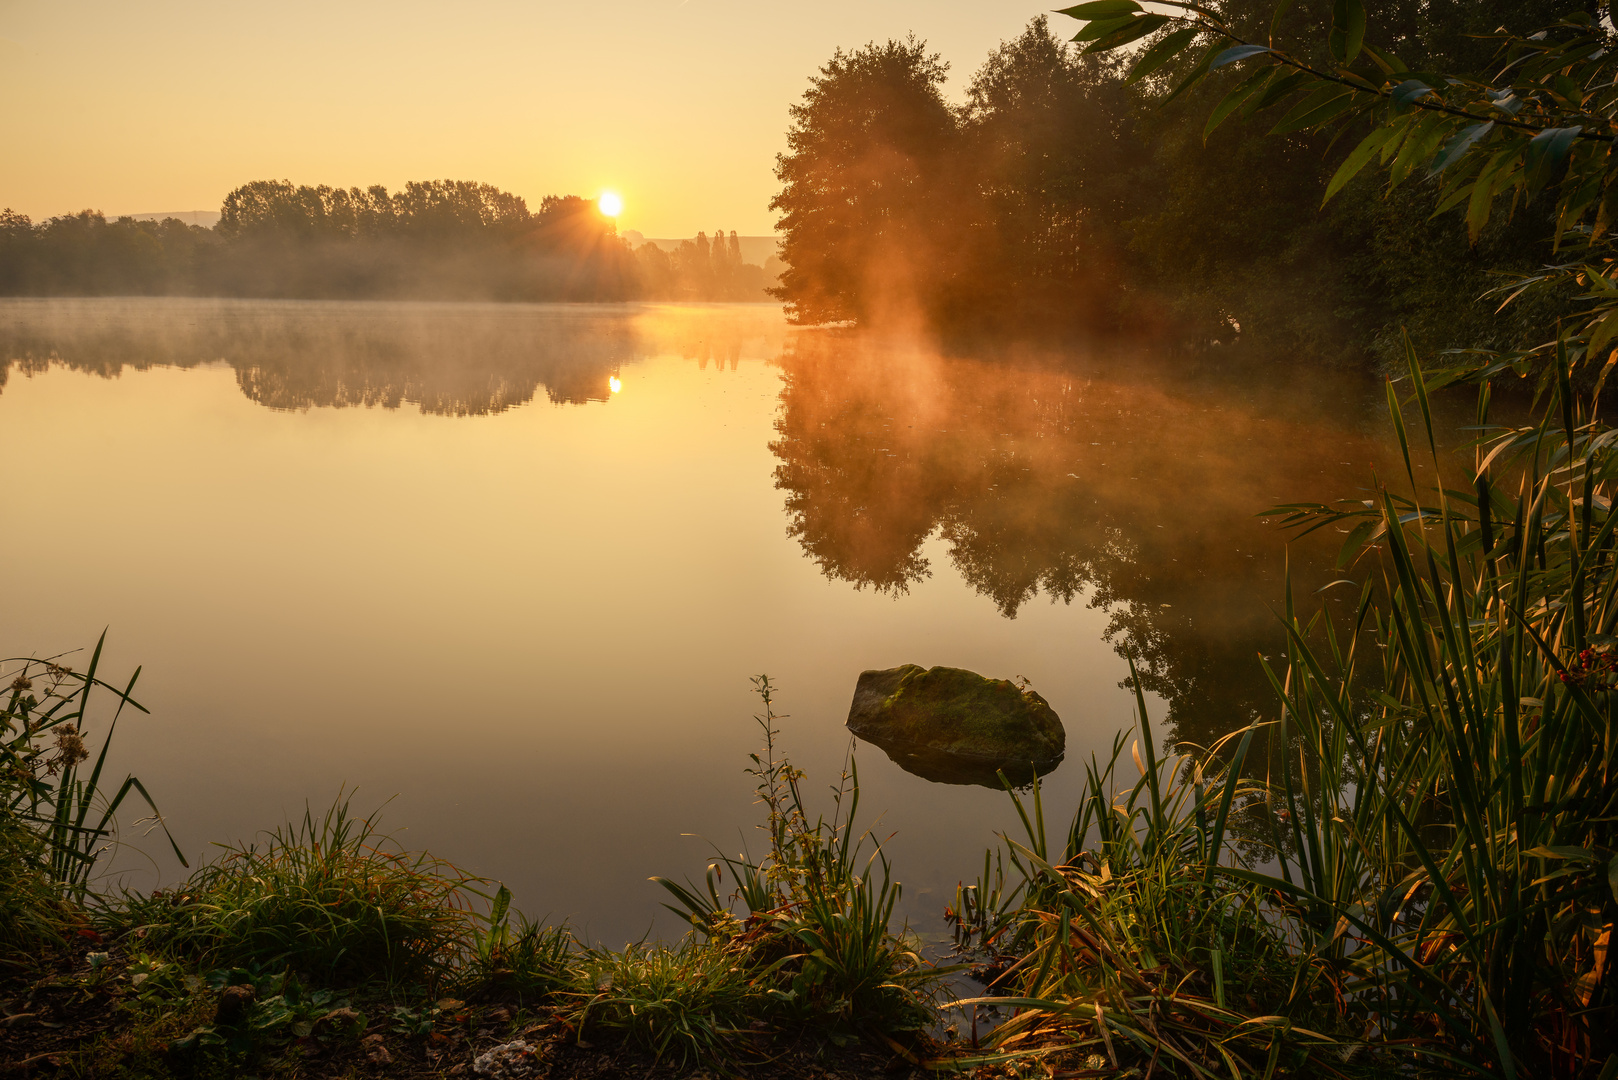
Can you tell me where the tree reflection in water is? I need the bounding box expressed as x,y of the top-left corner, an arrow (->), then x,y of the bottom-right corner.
768,329 -> 1418,756
0,298 -> 783,416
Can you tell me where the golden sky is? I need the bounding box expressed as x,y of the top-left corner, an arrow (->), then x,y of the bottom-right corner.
1,1 -> 1044,237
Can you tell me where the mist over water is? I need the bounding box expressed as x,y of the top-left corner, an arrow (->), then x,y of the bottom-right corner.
0,298 -> 1442,944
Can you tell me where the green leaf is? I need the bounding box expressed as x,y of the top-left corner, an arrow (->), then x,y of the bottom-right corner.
1324,127 -> 1396,203
1362,42 -> 1405,75
1160,42 -> 1217,107
1210,44 -> 1271,70
1204,66 -> 1271,141
1465,150 -> 1513,242
1082,13 -> 1170,54
1390,78 -> 1435,107
1126,26 -> 1200,84
1244,69 -> 1313,116
1268,0 -> 1297,45
1428,121 -> 1494,175
1587,310 -> 1618,356
1269,86 -> 1359,135
1386,110 -> 1450,187
1329,0 -> 1366,64
1524,125 -> 1583,192
1072,14 -> 1137,42
1055,0 -> 1142,18
1523,845 -> 1598,860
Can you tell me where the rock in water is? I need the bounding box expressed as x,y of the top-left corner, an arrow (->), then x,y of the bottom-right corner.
846,665 -> 1065,785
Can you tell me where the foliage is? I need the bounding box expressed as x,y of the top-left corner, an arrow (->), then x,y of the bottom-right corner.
0,816 -> 71,964
122,797 -> 480,987
0,188 -> 777,302
631,229 -> 775,301
954,688 -> 1353,1076
960,367 -> 1618,1073
1,634 -> 181,902
770,37 -> 959,324
768,4 -> 1585,351
459,883 -> 576,1002
644,676 -> 946,1056
931,5 -> 1618,1075
566,938 -> 762,1066
167,965 -> 368,1058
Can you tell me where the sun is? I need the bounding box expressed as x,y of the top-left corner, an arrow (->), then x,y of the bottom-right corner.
598,191 -> 622,218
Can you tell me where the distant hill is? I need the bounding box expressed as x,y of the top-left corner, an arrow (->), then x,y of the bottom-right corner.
621,232 -> 779,267
120,210 -> 221,228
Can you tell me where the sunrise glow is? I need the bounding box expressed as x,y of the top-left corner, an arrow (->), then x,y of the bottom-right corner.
598,192 -> 623,218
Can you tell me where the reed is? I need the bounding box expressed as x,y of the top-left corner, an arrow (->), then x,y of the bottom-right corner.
956,343 -> 1618,1078
1,633 -> 183,895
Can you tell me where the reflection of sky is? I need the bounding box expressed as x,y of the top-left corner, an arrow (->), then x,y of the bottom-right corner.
0,299 -> 1451,946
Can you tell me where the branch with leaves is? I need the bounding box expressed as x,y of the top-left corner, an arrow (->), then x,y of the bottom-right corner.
1062,1 -> 1615,247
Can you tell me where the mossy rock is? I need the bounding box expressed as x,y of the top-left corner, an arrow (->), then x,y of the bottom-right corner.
845,665 -> 1065,777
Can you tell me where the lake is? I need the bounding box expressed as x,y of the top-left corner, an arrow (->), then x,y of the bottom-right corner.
0,297 -> 1425,945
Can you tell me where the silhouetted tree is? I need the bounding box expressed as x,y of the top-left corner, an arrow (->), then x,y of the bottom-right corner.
958,17 -> 1146,325
771,37 -> 959,324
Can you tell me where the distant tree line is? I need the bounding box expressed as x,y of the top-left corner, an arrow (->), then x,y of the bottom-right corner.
632,230 -> 775,302
772,2 -> 1585,358
0,181 -> 774,303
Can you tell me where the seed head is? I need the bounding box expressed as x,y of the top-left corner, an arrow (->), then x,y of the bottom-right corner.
53,724 -> 89,769
9,675 -> 31,692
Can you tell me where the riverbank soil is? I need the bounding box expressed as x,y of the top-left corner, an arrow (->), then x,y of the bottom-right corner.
0,945 -> 1052,1079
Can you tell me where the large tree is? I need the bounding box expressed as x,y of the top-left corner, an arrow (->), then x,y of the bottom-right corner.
770,37 -> 959,325
958,17 -> 1146,324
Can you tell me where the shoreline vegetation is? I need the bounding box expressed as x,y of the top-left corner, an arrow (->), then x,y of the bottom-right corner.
6,3 -> 1618,1080
0,184 -> 779,305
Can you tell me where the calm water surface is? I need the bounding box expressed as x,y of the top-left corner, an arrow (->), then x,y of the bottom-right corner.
0,298 -> 1421,943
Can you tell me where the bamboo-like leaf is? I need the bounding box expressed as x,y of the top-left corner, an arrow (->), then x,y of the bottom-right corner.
1209,44 -> 1272,70
1328,0 -> 1366,64
1429,121 -> 1495,176
1204,66 -> 1272,141
1082,13 -> 1170,54
1054,0 -> 1141,17
1269,86 -> 1359,134
1126,26 -> 1200,84
1324,127 -> 1396,203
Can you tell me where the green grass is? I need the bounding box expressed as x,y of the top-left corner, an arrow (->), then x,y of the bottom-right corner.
1,634 -> 180,965
650,677 -> 947,1046
121,798 -> 481,987
566,937 -> 762,1066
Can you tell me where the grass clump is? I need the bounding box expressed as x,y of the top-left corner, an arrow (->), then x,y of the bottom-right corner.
460,884 -> 575,1002
638,676 -> 945,1061
124,798 -> 480,987
568,937 -> 760,1064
